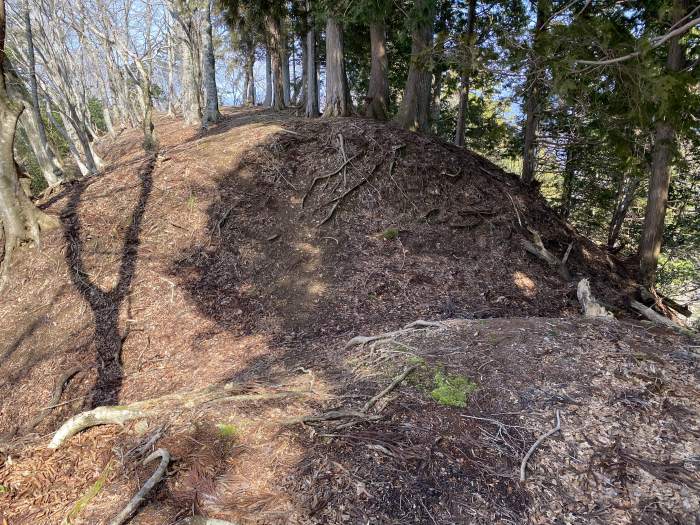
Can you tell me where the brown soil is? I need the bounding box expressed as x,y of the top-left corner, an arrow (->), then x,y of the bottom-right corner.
0,108 -> 696,524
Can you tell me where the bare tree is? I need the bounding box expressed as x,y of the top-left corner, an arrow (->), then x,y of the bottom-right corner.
0,0 -> 58,289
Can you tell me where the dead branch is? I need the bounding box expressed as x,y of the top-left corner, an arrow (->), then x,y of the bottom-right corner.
576,279 -> 614,319
283,410 -> 382,426
362,365 -> 418,413
302,153 -> 360,207
49,383 -> 306,449
24,366 -> 81,431
630,300 -> 695,337
108,448 -> 170,525
506,192 -> 523,228
521,228 -> 572,280
520,410 -> 561,482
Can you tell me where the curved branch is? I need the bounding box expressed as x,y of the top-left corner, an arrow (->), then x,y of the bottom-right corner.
109,448 -> 170,525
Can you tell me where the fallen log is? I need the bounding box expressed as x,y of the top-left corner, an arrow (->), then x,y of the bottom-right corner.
630,300 -> 695,337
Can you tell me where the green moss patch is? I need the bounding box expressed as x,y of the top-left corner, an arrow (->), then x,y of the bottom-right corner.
430,370 -> 477,408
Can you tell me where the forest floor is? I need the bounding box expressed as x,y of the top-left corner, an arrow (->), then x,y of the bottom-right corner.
0,108 -> 698,524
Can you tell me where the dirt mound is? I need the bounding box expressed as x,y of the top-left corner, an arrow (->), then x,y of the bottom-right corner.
175,112 -> 637,343
0,108 -> 686,525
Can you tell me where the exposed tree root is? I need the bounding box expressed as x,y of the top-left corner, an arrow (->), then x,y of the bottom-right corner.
345,319 -> 445,349
520,410 -> 561,482
24,367 -> 82,432
285,365 -> 418,428
108,448 -> 170,525
521,228 -> 572,281
302,152 -> 360,207
317,164 -> 378,226
49,382 -> 306,449
576,279 -> 614,319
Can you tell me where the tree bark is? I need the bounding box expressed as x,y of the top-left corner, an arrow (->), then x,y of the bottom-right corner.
455,0 -> 476,146
638,0 -> 687,286
304,12 -> 319,118
364,22 -> 389,120
201,0 -> 220,127
266,15 -> 286,111
521,0 -> 550,184
0,0 -> 58,288
244,45 -> 256,106
282,33 -> 291,106
264,48 -> 272,107
181,38 -> 202,126
395,0 -> 435,132
323,16 -> 351,117
21,0 -> 63,185
607,175 -> 639,250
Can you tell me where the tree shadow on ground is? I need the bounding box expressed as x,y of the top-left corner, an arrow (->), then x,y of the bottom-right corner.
61,153 -> 155,407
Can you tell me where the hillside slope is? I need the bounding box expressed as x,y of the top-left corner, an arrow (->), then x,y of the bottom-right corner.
0,108 -> 697,524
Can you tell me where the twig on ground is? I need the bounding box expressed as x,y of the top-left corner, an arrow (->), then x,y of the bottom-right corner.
362,365 -> 418,413
108,448 -> 170,525
520,410 -> 561,481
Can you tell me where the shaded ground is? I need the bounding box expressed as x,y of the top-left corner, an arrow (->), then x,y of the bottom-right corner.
0,108 -> 697,524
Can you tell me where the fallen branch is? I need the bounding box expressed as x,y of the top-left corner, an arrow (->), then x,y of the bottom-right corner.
520,410 -> 561,482
50,406 -> 146,450
362,365 -> 418,413
630,300 -> 694,337
521,229 -> 572,280
576,279 -> 614,319
108,448 -> 170,525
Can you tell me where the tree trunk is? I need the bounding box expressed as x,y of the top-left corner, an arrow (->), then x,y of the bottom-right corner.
282,33 -> 291,106
455,0 -> 476,146
323,17 -> 351,117
166,23 -> 176,116
181,38 -> 202,126
521,0 -> 550,184
305,15 -> 319,118
201,0 -> 220,127
0,0 -> 58,288
264,48 -> 272,107
21,0 -> 63,185
638,0 -> 686,286
560,143 -> 575,219
364,22 -> 389,120
395,0 -> 435,131
607,175 -> 639,250
266,15 -> 286,111
244,46 -> 256,106
297,30 -> 308,108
